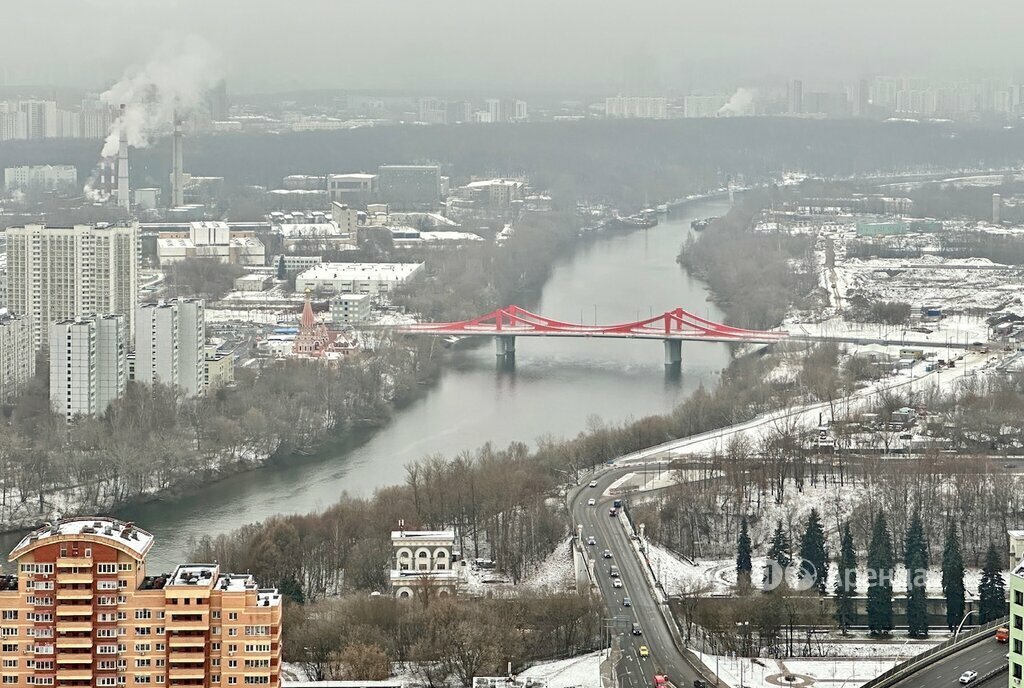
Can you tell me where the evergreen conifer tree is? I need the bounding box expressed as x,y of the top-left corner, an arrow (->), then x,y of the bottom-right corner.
904,510 -> 929,637
941,522 -> 966,631
736,515 -> 753,592
798,508 -> 828,593
979,542 -> 1007,623
763,520 -> 791,589
835,523 -> 858,634
867,512 -> 895,635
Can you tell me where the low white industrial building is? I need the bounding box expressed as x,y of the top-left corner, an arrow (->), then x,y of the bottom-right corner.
295,262 -> 423,296
157,221 -> 266,266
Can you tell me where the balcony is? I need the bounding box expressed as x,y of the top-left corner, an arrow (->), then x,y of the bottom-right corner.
55,605 -> 92,617
56,654 -> 93,665
55,636 -> 92,649
168,666 -> 206,680
169,651 -> 206,663
56,557 -> 92,568
56,668 -> 92,681
56,588 -> 92,600
56,621 -> 92,633
168,635 -> 206,648
165,618 -> 208,632
56,571 -> 93,585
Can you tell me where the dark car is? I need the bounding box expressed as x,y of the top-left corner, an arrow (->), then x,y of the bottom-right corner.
632,623 -> 642,635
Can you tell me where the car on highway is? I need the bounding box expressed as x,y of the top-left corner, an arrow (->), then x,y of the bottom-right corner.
623,596 -> 632,607
609,565 -> 620,578
602,549 -> 612,559
587,498 -> 596,506
631,623 -> 642,635
959,671 -> 978,684
613,578 -> 623,588
638,645 -> 649,658
609,507 -> 618,517
997,627 -> 1009,642
586,536 -> 597,545
589,480 -> 599,488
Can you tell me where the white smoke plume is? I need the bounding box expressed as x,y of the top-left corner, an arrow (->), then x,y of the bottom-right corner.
718,88 -> 756,117
100,35 -> 223,158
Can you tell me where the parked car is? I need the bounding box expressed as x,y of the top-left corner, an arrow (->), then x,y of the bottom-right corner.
959,671 -> 978,684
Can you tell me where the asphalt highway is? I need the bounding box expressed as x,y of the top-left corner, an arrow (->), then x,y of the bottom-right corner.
888,638 -> 1007,688
570,468 -> 706,688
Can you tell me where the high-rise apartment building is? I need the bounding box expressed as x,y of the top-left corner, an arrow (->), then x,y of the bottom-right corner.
788,79 -> 803,114
17,100 -> 57,139
0,517 -> 282,688
135,300 -> 205,398
0,313 -> 35,402
605,96 -> 668,119
5,223 -> 139,349
49,314 -> 127,420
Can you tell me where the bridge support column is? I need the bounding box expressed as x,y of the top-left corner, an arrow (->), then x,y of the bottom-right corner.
663,339 -> 682,366
495,335 -> 516,359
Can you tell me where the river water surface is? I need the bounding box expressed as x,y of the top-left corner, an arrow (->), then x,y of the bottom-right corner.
5,199 -> 733,571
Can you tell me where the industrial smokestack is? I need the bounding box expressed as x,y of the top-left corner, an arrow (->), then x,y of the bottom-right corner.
117,104 -> 130,211
172,113 -> 184,207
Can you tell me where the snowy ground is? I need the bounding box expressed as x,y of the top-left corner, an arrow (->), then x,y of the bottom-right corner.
518,651 -> 602,688
695,651 -> 922,688
282,652 -> 599,687
461,538 -> 576,597
644,536 -> 984,599
614,348 -> 1000,465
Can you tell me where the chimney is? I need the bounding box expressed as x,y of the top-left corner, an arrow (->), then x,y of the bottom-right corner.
172,113 -> 184,207
117,104 -> 130,211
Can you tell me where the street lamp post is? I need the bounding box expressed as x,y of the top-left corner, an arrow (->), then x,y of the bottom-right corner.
954,609 -> 976,641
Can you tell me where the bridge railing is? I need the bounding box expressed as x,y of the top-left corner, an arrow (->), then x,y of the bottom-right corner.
859,616 -> 1009,688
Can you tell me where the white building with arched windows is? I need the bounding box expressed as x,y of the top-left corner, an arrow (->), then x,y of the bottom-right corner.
390,528 -> 458,600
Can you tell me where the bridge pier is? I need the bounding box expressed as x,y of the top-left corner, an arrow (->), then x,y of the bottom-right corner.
663,339 -> 682,366
495,335 -> 516,360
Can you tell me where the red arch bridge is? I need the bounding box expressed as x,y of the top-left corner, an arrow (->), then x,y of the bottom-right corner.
395,305 -> 788,364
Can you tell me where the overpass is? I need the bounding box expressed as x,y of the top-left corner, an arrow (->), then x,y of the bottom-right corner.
396,305 -> 787,364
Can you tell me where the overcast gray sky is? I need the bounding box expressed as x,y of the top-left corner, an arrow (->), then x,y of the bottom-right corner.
3,0 -> 1021,94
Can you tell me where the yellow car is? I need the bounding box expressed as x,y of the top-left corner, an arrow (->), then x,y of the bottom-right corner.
639,646 -> 649,658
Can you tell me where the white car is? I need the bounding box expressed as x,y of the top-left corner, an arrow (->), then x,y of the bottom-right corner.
587,498 -> 596,506
959,671 -> 978,684
613,578 -> 623,588
589,480 -> 599,488
586,536 -> 597,546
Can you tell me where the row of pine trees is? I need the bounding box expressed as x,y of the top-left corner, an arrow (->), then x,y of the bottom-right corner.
735,509 -> 1008,636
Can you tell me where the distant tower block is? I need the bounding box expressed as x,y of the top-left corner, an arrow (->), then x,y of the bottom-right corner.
117,104 -> 130,211
171,114 -> 184,207
993,193 -> 1002,224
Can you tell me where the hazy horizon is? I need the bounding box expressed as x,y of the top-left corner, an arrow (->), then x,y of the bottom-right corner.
4,0 -> 1024,95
